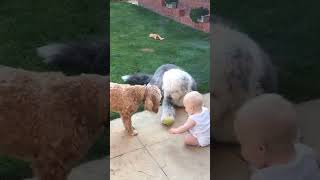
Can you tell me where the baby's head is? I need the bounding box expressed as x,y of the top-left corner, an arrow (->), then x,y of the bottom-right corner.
234,94 -> 297,169
183,91 -> 203,115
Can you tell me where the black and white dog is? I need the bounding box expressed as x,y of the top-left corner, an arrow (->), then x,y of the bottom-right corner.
36,39 -> 109,75
122,64 -> 197,124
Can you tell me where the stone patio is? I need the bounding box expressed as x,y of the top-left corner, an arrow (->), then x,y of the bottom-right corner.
110,93 -> 210,180
109,97 -> 320,180
25,157 -> 108,180
25,95 -> 320,180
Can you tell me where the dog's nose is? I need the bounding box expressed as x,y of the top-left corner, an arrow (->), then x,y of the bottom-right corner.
167,95 -> 172,100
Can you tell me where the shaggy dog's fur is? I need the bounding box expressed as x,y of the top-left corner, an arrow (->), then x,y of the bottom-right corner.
0,66 -> 108,180
211,20 -> 278,143
36,39 -> 109,75
122,64 -> 197,123
110,82 -> 161,135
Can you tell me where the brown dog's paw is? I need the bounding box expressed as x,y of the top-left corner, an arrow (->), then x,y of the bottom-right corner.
127,126 -> 138,136
130,129 -> 138,136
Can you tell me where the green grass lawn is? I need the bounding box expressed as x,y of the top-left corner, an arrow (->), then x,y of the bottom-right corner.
216,0 -> 320,102
0,0 -> 108,179
110,2 -> 210,119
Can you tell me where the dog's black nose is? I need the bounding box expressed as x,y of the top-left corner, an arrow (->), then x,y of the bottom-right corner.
167,95 -> 172,100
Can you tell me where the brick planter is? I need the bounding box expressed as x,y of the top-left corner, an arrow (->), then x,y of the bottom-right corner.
138,0 -> 210,33
175,8 -> 185,17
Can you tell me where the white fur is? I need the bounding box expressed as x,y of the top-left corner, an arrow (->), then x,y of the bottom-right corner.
162,69 -> 193,107
36,43 -> 66,63
121,75 -> 131,81
159,68 -> 195,122
211,22 -> 277,143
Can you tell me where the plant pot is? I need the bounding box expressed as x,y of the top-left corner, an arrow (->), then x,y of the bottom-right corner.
165,2 -> 177,9
197,14 -> 210,23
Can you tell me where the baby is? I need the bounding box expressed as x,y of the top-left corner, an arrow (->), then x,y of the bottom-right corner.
234,93 -> 320,180
169,91 -> 210,147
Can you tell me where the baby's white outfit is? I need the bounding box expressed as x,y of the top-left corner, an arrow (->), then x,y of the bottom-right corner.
251,143 -> 320,180
188,106 -> 210,147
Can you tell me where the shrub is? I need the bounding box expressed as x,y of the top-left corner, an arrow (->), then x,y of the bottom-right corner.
190,7 -> 209,23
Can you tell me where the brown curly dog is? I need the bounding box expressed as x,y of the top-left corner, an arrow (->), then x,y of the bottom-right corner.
0,65 -> 108,180
110,82 -> 161,136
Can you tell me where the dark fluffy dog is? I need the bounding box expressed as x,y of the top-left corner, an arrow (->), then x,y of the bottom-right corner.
36,39 -> 109,75
0,65 -> 108,180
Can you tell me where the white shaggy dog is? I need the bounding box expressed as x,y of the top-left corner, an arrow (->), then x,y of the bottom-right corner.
162,69 -> 195,107
211,19 -> 278,143
122,64 -> 196,124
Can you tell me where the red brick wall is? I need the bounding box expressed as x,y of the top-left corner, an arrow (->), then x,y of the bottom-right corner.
137,0 -> 210,33
179,0 -> 210,9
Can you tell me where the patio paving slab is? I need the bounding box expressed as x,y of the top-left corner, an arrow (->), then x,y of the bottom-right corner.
110,93 -> 210,180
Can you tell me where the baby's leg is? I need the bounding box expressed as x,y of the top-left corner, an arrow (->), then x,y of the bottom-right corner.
184,134 -> 199,146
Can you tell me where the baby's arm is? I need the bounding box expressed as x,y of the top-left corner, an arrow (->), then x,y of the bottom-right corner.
169,118 -> 196,134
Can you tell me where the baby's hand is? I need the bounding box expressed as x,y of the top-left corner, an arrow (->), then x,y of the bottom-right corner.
169,128 -> 179,134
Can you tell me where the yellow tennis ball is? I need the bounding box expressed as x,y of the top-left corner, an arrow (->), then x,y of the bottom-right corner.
162,117 -> 174,126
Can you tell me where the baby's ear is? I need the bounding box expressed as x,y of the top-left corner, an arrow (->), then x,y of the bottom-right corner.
259,144 -> 268,154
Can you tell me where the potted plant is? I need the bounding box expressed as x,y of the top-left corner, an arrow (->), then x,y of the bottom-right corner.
165,0 -> 178,9
190,7 -> 210,23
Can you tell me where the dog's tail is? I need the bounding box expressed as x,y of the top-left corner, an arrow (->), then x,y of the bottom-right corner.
121,73 -> 152,85
36,40 -> 109,75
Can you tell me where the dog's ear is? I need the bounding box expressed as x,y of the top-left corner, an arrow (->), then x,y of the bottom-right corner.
144,98 -> 154,112
151,95 -> 159,113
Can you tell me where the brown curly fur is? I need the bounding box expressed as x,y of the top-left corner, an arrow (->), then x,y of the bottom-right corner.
110,82 -> 161,136
0,66 -> 108,180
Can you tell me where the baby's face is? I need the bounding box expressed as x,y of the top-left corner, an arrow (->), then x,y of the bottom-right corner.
183,101 -> 194,115
240,138 -> 267,169
236,126 -> 268,169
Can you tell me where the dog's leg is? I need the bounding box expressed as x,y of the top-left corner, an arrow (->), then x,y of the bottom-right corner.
160,96 -> 176,124
121,112 -> 138,136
